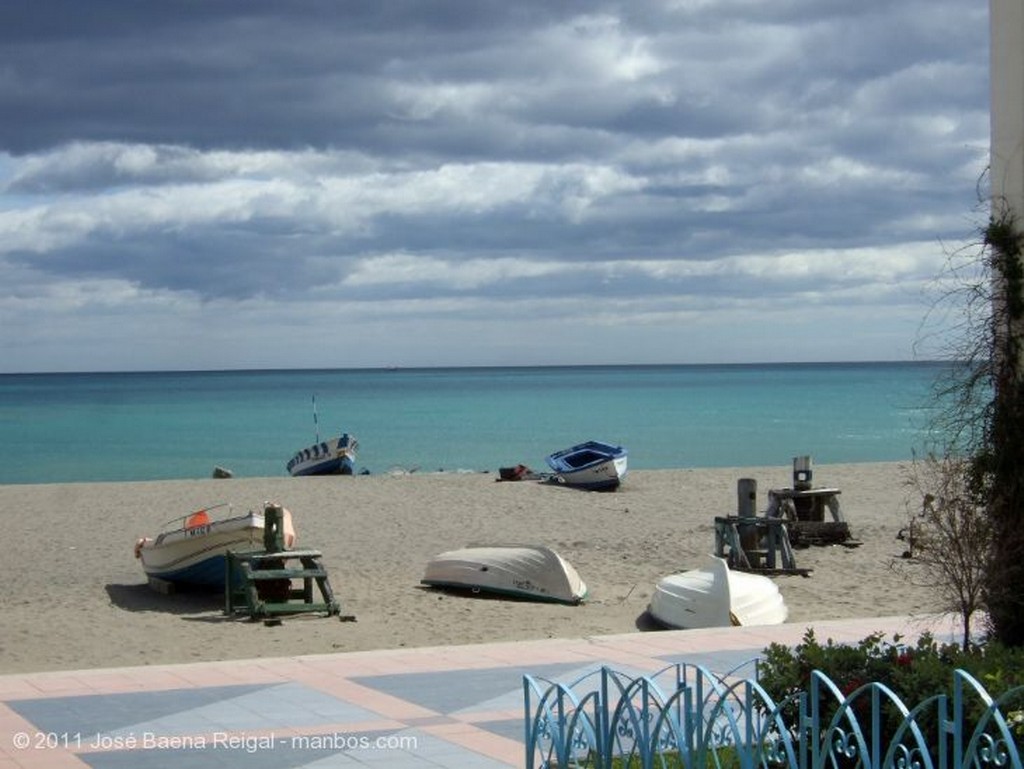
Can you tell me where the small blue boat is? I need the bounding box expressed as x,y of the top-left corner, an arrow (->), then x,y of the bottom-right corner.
545,440 -> 628,491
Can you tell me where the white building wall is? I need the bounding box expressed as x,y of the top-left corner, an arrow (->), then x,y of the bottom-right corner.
991,0 -> 1024,221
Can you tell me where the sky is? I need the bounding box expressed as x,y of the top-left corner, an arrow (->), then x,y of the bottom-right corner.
0,0 -> 992,372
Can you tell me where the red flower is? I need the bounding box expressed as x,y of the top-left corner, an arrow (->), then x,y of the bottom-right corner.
841,678 -> 864,697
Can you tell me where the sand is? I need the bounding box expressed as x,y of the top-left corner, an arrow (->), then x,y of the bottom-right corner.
0,462 -> 946,674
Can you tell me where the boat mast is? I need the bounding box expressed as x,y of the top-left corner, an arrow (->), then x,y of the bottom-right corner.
312,394 -> 320,443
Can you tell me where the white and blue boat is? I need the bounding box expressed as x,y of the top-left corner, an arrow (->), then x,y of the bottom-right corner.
134,505 -> 295,588
286,396 -> 358,476
286,433 -> 358,476
545,440 -> 628,491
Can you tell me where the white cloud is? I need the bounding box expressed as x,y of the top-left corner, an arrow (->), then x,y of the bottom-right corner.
345,253 -> 563,290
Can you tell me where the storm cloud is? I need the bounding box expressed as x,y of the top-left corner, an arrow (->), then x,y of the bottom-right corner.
0,0 -> 990,370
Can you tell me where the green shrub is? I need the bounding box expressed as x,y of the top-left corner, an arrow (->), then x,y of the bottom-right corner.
757,629 -> 1024,760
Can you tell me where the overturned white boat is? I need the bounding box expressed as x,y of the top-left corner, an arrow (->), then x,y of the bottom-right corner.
648,556 -> 787,630
422,545 -> 587,605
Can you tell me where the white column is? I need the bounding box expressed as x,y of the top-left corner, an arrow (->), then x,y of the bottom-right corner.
991,0 -> 1024,222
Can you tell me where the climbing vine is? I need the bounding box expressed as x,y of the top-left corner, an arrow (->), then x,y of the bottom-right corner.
914,202 -> 1024,646
988,216 -> 1024,319
980,210 -> 1024,646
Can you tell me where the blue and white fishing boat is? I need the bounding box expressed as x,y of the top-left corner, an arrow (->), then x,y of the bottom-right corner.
545,440 -> 628,491
286,433 -> 358,476
286,396 -> 358,476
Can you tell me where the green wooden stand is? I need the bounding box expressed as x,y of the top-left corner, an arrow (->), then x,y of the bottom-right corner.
224,504 -> 341,619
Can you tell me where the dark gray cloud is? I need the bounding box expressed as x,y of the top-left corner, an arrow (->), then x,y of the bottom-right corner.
0,0 -> 992,370
0,1 -> 986,154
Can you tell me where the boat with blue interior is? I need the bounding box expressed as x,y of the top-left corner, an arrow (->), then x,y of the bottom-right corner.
545,440 -> 627,491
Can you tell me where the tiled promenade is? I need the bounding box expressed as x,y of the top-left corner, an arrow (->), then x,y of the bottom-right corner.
0,615 -> 961,769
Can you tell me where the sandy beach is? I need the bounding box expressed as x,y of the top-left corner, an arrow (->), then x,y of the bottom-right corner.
0,462 -> 944,674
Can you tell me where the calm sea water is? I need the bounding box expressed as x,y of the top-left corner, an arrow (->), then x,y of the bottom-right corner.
0,363 -> 949,485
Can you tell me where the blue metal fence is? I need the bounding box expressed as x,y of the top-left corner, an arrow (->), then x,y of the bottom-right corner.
523,662 -> 1024,769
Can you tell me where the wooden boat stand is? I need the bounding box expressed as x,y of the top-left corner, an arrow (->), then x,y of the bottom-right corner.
713,516 -> 810,576
225,504 -> 341,620
758,456 -> 856,547
766,487 -> 853,546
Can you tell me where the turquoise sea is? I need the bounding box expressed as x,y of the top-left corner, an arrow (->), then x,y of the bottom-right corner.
0,362 -> 950,485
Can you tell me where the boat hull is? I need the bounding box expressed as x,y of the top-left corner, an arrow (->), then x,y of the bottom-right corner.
422,545 -> 587,605
144,552 -> 237,587
648,556 -> 788,630
545,441 -> 628,490
287,433 -> 357,477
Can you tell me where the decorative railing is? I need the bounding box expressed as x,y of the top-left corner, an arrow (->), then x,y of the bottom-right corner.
523,662 -> 1024,769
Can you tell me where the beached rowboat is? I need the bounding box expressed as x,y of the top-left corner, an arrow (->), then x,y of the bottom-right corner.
134,505 -> 295,587
647,556 -> 788,630
421,545 -> 587,605
545,440 -> 627,491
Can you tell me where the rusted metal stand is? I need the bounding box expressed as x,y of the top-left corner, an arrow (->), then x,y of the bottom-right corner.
225,504 -> 340,619
766,456 -> 855,547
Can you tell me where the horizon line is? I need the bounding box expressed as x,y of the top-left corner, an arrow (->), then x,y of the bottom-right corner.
0,358 -> 957,377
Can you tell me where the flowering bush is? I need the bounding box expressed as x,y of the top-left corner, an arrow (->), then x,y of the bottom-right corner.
756,629 -> 1024,763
